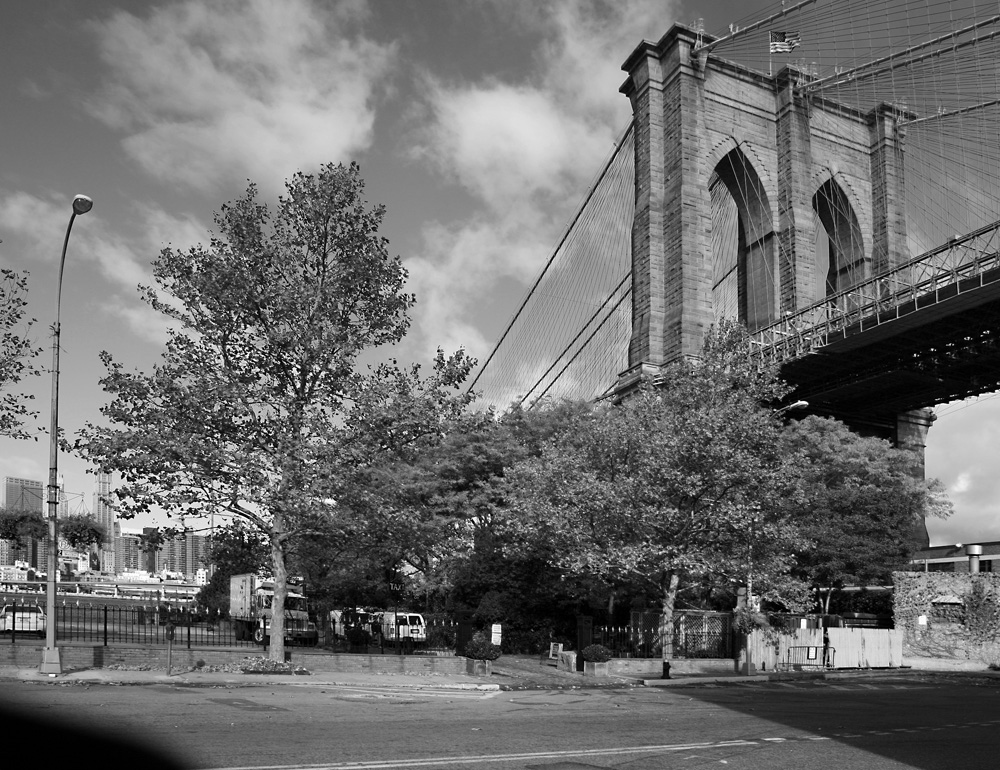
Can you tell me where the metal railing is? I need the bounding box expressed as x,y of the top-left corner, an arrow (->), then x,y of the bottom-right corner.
1,599 -> 258,649
594,611 -> 735,659
781,644 -> 836,670
751,219 -> 1000,364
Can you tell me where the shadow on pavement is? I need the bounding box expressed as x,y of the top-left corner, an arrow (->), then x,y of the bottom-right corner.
677,672 -> 1000,769
0,703 -> 187,769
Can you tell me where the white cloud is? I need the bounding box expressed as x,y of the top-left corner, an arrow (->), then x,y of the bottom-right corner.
540,0 -> 682,121
418,81 -> 613,210
406,0 -> 675,366
0,190 -> 151,292
926,398 -> 1000,544
0,189 -> 201,344
87,0 -> 394,195
104,301 -> 174,346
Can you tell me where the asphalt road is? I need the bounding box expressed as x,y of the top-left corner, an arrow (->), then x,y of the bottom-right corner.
2,674 -> 997,769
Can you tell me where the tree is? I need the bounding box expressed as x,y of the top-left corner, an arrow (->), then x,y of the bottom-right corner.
507,323 -> 808,659
345,400 -> 594,637
0,507 -> 46,548
195,522 -> 268,617
781,415 -> 953,612
0,269 -> 42,439
73,162 -> 473,661
59,515 -> 105,551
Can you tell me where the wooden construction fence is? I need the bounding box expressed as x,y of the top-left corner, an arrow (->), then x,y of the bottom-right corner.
746,627 -> 902,671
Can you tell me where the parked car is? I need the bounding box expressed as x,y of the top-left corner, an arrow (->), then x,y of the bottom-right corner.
0,604 -> 45,637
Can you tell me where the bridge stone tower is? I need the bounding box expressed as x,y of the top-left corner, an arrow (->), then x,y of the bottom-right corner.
617,24 -> 933,478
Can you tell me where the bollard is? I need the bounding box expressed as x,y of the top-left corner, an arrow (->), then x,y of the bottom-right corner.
166,621 -> 175,676
662,660 -> 671,679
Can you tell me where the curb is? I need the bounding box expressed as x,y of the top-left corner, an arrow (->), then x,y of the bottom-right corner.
0,667 -> 502,691
640,667 -> 1000,687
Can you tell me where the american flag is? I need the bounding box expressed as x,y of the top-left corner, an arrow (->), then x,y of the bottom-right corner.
769,31 -> 801,54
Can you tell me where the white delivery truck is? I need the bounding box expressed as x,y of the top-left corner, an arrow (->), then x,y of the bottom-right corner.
376,611 -> 427,647
229,574 -> 318,646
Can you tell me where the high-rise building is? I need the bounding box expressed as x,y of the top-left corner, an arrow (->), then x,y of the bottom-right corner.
115,526 -> 142,573
2,477 -> 44,512
1,477 -> 45,568
132,527 -> 210,578
185,530 -> 211,577
92,472 -> 116,575
157,530 -> 210,578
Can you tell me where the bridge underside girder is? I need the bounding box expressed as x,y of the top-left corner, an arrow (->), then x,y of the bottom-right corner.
780,272 -> 1000,426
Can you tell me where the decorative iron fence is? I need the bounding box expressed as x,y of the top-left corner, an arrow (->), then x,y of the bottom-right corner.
672,610 -> 734,659
594,611 -> 735,659
1,599 -> 260,649
592,623 -> 659,659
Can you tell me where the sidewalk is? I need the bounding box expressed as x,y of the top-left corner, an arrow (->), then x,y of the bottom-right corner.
0,663 -> 504,691
2,655 -> 997,691
0,654 -> 629,691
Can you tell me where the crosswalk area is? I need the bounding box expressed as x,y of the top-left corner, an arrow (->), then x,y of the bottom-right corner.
727,679 -> 937,693
313,684 -> 499,702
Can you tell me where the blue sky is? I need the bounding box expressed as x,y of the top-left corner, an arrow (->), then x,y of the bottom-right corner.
0,0 -> 995,546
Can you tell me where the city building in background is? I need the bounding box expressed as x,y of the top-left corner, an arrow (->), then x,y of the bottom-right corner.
1,476 -> 44,569
911,542 -> 998,573
92,471 -> 116,574
2,474 -> 209,583
115,523 -> 142,573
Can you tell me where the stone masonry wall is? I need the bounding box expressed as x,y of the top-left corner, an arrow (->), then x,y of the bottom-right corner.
622,25 -> 887,367
0,643 -> 467,674
893,571 -> 1000,663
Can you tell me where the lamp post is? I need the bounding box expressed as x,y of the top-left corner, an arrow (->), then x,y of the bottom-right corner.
740,398 -> 809,676
40,194 -> 93,676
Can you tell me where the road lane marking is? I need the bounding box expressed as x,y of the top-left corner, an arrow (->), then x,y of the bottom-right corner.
315,685 -> 496,700
198,740 -> 761,770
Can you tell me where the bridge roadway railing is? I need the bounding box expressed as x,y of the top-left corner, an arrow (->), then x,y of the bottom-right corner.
750,219 -> 1000,364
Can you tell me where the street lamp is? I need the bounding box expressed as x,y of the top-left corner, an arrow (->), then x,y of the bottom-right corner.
740,398 -> 809,676
41,194 -> 93,676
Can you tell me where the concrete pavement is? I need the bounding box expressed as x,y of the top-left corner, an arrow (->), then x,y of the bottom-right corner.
1,653 -> 997,691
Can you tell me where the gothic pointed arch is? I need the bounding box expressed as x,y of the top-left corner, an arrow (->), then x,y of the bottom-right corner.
710,146 -> 776,331
812,176 -> 868,298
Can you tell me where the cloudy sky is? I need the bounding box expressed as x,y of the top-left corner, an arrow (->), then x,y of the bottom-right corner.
0,0 -> 994,546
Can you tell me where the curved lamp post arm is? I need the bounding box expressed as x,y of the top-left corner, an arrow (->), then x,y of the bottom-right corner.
41,195 -> 92,676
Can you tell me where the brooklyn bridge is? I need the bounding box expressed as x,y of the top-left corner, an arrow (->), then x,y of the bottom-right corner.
469,0 -> 1000,472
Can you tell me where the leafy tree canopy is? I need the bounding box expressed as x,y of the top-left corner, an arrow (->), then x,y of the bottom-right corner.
195,521 -> 269,616
505,322 -> 810,656
72,162 -> 473,660
59,515 -> 106,551
781,415 -> 952,611
0,506 -> 46,547
0,269 -> 42,440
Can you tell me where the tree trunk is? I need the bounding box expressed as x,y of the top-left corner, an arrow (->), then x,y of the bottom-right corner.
269,519 -> 287,663
659,571 -> 680,661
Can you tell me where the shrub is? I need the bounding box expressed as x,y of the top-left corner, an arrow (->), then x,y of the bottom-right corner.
581,643 -> 612,662
425,623 -> 455,649
464,631 -> 502,661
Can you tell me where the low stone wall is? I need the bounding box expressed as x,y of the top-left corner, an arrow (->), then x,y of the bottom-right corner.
554,651 -> 735,677
903,656 -> 994,672
611,658 -> 736,676
0,643 -> 467,675
306,653 -> 465,675
0,643 -> 246,670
